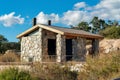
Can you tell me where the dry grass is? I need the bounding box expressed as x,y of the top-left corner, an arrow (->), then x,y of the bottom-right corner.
30,62 -> 78,80
78,51 -> 120,80
0,52 -> 20,62
30,51 -> 120,80
0,50 -> 119,80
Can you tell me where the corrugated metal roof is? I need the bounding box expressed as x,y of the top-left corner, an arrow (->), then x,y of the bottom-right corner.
42,24 -> 103,39
17,24 -> 103,39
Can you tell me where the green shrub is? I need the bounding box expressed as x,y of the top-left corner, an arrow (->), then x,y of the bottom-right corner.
0,42 -> 20,54
0,68 -> 32,80
100,26 -> 120,39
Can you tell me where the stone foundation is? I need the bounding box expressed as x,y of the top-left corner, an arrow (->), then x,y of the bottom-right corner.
0,63 -> 31,71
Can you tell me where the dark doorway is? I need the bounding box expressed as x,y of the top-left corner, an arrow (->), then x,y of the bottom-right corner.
48,39 -> 56,55
66,39 -> 73,61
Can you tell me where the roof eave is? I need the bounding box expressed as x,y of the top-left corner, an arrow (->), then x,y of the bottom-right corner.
38,24 -> 64,35
16,24 -> 65,39
64,32 -> 104,39
16,25 -> 39,39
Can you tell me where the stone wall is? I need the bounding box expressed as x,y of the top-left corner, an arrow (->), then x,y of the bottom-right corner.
0,64 -> 31,71
21,28 -> 57,62
92,39 -> 99,55
21,27 -> 88,62
72,37 -> 86,61
0,62 -> 86,73
21,36 -> 42,62
42,29 -> 56,56
21,28 -> 43,62
56,34 -> 66,62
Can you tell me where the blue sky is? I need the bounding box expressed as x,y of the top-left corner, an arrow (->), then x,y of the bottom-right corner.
0,0 -> 120,42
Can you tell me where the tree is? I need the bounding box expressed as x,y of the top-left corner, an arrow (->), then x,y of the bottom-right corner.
99,19 -> 108,29
108,20 -> 113,26
0,35 -> 8,42
74,16 -> 120,39
107,20 -> 119,27
78,22 -> 91,31
90,16 -> 101,33
0,34 -> 20,54
90,16 -> 108,33
100,26 -> 120,39
112,20 -> 119,27
0,35 -> 8,53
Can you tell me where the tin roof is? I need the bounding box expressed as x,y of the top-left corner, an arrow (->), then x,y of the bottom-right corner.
17,24 -> 103,39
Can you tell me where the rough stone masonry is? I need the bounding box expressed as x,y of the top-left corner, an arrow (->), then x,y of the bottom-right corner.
21,27 -> 99,62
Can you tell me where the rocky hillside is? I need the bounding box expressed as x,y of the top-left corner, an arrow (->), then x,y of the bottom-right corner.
100,39 -> 120,53
86,39 -> 120,54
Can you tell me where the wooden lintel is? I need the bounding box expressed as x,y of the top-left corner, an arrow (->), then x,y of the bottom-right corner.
66,36 -> 76,39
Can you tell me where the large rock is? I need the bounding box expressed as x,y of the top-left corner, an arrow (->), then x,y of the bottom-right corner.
100,39 -> 120,53
86,39 -> 120,54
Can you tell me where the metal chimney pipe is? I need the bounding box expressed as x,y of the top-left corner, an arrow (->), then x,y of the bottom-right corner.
33,18 -> 37,26
48,20 -> 51,26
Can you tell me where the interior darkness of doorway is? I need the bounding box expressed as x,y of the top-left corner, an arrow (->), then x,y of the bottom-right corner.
48,39 -> 73,61
48,39 -> 56,56
66,39 -> 73,61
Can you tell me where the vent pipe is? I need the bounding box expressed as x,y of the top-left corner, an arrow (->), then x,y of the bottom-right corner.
48,20 -> 51,26
33,18 -> 37,26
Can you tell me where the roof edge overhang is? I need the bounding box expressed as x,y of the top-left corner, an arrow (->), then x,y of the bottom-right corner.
16,24 -> 104,39
38,24 -> 64,35
64,32 -> 104,39
17,24 -> 65,39
17,25 -> 39,38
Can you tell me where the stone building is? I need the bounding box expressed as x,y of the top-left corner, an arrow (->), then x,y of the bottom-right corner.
17,19 -> 103,62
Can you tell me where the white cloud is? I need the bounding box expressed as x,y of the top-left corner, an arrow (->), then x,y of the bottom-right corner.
62,10 -> 90,26
36,0 -> 120,26
74,2 -> 86,10
1,0 -> 119,27
26,16 -> 29,18
61,2 -> 90,26
36,12 -> 59,24
95,0 -> 120,9
62,0 -> 120,26
0,12 -> 24,27
93,0 -> 120,20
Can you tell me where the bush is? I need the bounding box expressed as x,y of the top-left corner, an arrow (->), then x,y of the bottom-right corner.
0,68 -> 32,80
78,51 -> 120,80
0,42 -> 20,54
31,63 -> 78,80
0,52 -> 20,62
100,26 -> 120,39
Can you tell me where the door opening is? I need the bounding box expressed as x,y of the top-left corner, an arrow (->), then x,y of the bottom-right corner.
48,39 -> 56,61
48,39 -> 56,55
66,39 -> 73,61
